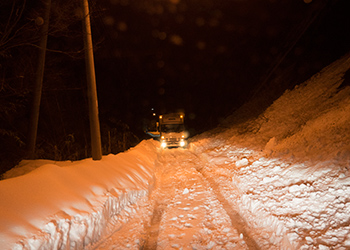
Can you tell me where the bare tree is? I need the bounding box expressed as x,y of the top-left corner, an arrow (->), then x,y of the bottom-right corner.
27,0 -> 51,159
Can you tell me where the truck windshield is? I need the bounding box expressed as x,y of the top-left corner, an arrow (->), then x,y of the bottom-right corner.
161,124 -> 184,133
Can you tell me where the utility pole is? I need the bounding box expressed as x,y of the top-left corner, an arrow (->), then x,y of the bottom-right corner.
27,0 -> 51,159
81,0 -> 102,160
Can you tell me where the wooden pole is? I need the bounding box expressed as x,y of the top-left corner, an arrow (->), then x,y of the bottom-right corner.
81,0 -> 102,160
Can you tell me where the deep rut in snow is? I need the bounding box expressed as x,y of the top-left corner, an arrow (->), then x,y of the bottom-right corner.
156,150 -> 261,249
196,164 -> 261,250
142,202 -> 164,250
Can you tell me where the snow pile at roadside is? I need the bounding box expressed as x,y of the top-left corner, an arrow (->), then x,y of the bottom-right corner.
191,54 -> 350,249
0,139 -> 159,249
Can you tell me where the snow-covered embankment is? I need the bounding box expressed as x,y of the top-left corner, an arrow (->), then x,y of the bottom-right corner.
0,139 -> 159,249
191,53 -> 350,249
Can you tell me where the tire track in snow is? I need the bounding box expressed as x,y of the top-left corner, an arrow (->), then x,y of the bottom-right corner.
199,167 -> 261,250
142,202 -> 164,250
94,149 -> 259,249
189,151 -> 261,250
151,150 -> 248,249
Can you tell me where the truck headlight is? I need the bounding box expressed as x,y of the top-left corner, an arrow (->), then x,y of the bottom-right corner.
180,140 -> 185,147
161,141 -> 167,148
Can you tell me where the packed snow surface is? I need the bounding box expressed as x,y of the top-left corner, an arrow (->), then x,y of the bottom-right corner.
1,54 -> 350,249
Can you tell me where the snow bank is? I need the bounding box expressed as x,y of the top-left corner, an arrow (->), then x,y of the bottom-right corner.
0,139 -> 159,249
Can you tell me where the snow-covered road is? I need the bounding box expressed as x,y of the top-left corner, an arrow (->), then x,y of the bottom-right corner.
92,146 -> 296,250
93,148 -> 255,249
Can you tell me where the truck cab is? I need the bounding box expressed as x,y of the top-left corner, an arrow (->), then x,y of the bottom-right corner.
159,113 -> 187,148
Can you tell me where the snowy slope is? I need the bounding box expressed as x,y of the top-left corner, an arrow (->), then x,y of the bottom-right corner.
190,53 -> 350,249
222,53 -> 350,164
1,54 -> 350,249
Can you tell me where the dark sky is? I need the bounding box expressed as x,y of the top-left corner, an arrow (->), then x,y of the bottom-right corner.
89,0 -> 350,136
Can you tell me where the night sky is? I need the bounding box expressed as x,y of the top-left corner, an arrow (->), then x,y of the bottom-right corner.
90,0 -> 350,136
